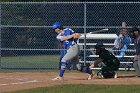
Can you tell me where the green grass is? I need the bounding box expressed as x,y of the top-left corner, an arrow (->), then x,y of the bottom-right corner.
1,55 -> 60,68
7,84 -> 140,93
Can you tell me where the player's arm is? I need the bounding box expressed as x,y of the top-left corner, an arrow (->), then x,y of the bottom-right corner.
89,58 -> 103,69
60,34 -> 75,41
62,33 -> 80,40
57,33 -> 80,41
57,34 -> 74,41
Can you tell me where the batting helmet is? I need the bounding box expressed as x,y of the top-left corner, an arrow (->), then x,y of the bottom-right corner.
95,43 -> 105,49
52,22 -> 63,30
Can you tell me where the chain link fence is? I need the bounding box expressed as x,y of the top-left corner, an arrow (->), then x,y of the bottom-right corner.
0,2 -> 139,70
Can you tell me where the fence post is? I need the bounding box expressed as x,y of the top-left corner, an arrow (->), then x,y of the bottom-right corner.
83,3 -> 87,66
0,3 -> 1,69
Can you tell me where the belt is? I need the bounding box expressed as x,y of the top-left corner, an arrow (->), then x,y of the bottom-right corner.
67,44 -> 76,49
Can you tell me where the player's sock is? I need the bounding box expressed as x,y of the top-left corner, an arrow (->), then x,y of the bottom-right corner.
59,70 -> 65,77
59,62 -> 66,77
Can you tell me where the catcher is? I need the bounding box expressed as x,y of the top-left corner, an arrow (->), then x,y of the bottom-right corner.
89,43 -> 120,78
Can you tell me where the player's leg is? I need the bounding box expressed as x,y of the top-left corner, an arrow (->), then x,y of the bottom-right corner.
52,45 -> 80,80
101,67 -> 115,78
112,47 -> 119,56
76,63 -> 93,80
52,62 -> 66,81
69,47 -> 93,80
66,61 -> 72,70
133,61 -> 139,77
134,56 -> 140,77
113,59 -> 120,78
76,61 -> 93,80
137,57 -> 140,77
59,57 -> 63,70
72,56 -> 93,77
89,58 -> 103,69
90,60 -> 107,79
61,44 -> 80,68
118,45 -> 127,60
52,60 -> 66,80
66,44 -> 80,60
71,56 -> 79,70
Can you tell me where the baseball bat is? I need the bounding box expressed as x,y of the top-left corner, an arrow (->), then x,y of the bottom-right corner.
89,28 -> 109,34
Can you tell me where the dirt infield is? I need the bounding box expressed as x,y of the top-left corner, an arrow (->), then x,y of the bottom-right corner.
0,72 -> 140,93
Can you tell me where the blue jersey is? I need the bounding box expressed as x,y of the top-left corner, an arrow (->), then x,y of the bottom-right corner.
114,34 -> 131,49
56,28 -> 77,49
114,34 -> 132,59
55,35 -> 66,57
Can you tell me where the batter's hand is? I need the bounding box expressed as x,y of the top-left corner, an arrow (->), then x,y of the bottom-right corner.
73,33 -> 80,39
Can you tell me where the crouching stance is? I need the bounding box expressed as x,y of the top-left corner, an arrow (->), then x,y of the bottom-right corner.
90,43 -> 120,78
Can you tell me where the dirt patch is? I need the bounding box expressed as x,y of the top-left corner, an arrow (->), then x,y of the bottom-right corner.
0,72 -> 140,93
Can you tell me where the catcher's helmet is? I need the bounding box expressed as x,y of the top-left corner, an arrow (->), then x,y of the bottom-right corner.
95,43 -> 105,49
52,22 -> 63,30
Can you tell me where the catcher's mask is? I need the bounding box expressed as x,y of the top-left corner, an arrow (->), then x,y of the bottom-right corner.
95,43 -> 105,55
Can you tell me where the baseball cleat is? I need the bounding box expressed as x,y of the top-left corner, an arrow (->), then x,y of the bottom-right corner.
52,76 -> 63,81
114,73 -> 118,78
136,75 -> 140,78
76,64 -> 82,70
87,74 -> 94,80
